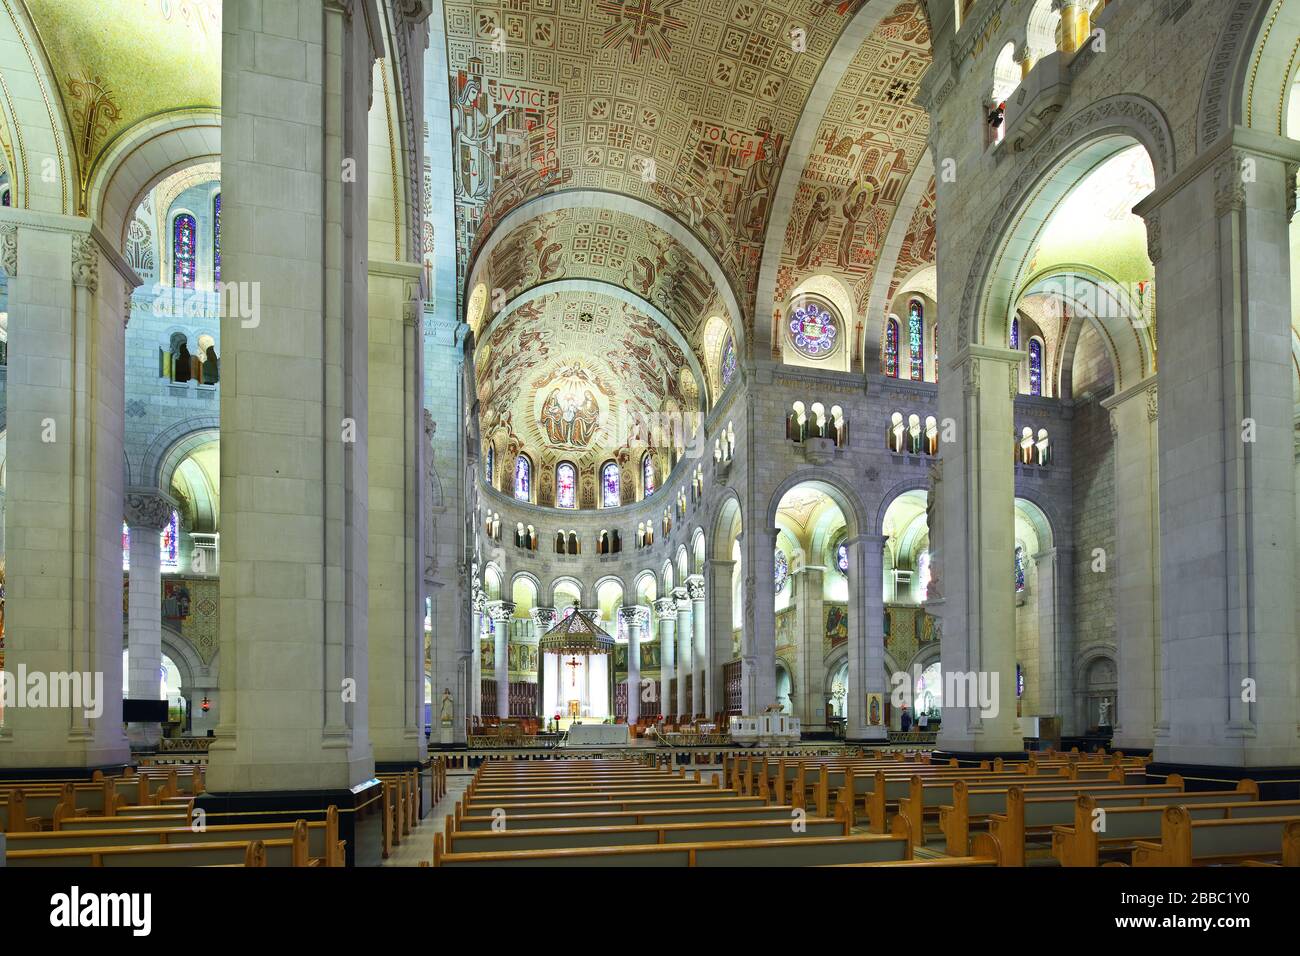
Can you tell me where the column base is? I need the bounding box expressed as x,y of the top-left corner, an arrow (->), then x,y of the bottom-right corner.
1145,761 -> 1300,801
194,779 -> 384,867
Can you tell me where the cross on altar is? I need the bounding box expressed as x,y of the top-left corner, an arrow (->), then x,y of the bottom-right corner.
565,656 -> 582,687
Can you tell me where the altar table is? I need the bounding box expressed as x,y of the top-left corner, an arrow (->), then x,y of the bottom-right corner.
565,723 -> 630,746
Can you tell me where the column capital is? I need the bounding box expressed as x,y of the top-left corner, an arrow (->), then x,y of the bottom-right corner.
472,589 -> 487,613
686,575 -> 706,600
124,489 -> 177,531
652,597 -> 677,620
1101,374 -> 1157,420
0,222 -> 15,276
530,606 -> 558,632
485,600 -> 516,623
671,586 -> 689,604
618,604 -> 650,627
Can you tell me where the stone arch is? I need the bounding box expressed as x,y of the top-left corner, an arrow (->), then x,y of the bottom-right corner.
711,487 -> 743,556
1198,0 -> 1298,150
1019,267 -> 1151,396
753,0 -> 932,360
550,575 -> 584,609
959,95 -> 1175,349
873,477 -> 930,538
464,190 -> 745,360
0,0 -> 74,213
141,418 -> 220,493
87,111 -> 221,251
765,470 -> 868,540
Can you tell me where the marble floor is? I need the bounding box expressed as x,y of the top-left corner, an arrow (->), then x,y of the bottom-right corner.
383,772 -> 473,867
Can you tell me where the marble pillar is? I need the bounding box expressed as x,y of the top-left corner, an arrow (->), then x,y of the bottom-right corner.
531,606 -> 557,720
686,575 -> 707,719
0,214 -> 134,771
1102,377 -> 1161,751
619,605 -> 647,724
794,565 -> 826,730
487,600 -> 515,718
654,597 -> 676,720
741,528 -> 778,715
125,490 -> 178,749
673,587 -> 691,720
1136,135 -> 1300,766
848,535 -> 887,742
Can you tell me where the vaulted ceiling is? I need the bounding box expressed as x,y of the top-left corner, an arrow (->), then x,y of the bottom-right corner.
452,0 -> 937,470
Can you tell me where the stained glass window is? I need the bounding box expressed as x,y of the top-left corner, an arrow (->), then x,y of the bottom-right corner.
908,299 -> 924,381
1028,339 -> 1043,396
1016,663 -> 1024,699
513,455 -> 531,501
774,548 -> 789,593
720,333 -> 737,388
788,302 -> 839,359
0,187 -> 10,207
601,461 -> 620,508
173,214 -> 196,289
917,550 -> 931,602
837,543 -> 849,574
642,452 -> 655,497
1010,316 -> 1019,350
555,462 -> 577,509
1015,545 -> 1026,592
915,662 -> 942,714
213,194 -> 221,283
485,445 -> 495,486
884,318 -> 900,377
122,513 -> 180,571
932,324 -> 939,383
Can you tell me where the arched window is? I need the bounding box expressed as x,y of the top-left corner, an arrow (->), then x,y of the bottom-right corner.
917,550 -> 931,602
836,543 -> 849,575
485,445 -> 495,487
213,194 -> 222,283
908,299 -> 924,381
915,661 -> 942,714
642,452 -> 656,497
720,333 -> 737,388
555,462 -> 577,509
1010,316 -> 1019,350
513,455 -> 532,502
601,461 -> 620,508
932,323 -> 939,383
1014,545 -> 1026,592
173,213 -> 197,289
884,317 -> 900,377
787,300 -> 840,359
1028,338 -> 1043,396
774,548 -> 789,593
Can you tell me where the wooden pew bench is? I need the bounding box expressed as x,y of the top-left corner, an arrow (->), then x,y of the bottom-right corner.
1131,807 -> 1300,866
432,832 -> 913,868
6,837 -> 294,867
1053,795 -> 1300,866
453,803 -> 804,832
443,815 -> 849,854
459,794 -> 766,820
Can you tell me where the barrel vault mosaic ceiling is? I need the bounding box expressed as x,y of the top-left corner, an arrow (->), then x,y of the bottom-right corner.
448,0 -> 937,417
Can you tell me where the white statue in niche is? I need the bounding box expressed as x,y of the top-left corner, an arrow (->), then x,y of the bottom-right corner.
1098,697 -> 1111,727
440,687 -> 454,726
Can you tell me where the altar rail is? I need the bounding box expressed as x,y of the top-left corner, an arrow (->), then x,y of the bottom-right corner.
432,743 -> 890,771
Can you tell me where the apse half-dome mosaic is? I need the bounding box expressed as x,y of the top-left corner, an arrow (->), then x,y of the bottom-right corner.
788,301 -> 840,359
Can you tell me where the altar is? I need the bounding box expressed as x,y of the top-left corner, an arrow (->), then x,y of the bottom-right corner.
565,722 -> 630,747
539,606 -> 616,726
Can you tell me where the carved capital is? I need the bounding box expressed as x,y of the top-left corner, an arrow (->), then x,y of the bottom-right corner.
530,606 -> 558,633
686,575 -> 706,601
395,0 -> 433,24
0,222 -> 16,276
652,597 -> 676,621
1286,162 -> 1298,225
1213,149 -> 1247,217
961,356 -> 980,397
71,234 -> 99,293
472,589 -> 487,614
1146,384 -> 1158,422
124,489 -> 176,531
1143,212 -> 1162,265
485,600 -> 515,623
618,605 -> 649,628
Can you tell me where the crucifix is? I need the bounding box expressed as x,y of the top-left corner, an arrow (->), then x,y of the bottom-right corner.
565,655 -> 582,688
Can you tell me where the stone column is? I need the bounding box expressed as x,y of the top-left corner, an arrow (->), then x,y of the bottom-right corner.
936,346 -> 1023,754
1102,377 -> 1161,751
368,261 -> 425,766
486,601 -> 515,718
1057,0 -> 1091,54
1030,547 -> 1062,723
673,587 -> 691,720
686,575 -> 707,719
1136,136 -> 1300,767
203,0 -> 383,796
742,528 -> 778,715
794,565 -> 826,731
471,589 -> 485,718
706,559 -> 734,717
125,490 -> 178,749
0,215 -> 134,771
530,606 -> 557,720
654,597 -> 676,720
619,605 -> 647,724
848,535 -> 887,742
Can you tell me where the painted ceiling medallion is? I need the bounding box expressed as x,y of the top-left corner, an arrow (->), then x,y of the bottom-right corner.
596,0 -> 685,63
788,301 -> 839,359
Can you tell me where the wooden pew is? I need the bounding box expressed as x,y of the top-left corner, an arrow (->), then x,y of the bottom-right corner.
459,794 -> 766,820
5,834 -> 310,867
1053,794 -> 1300,866
444,815 -> 849,854
432,832 -> 914,868
1131,807 -> 1300,866
453,804 -> 806,833
6,809 -> 344,866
